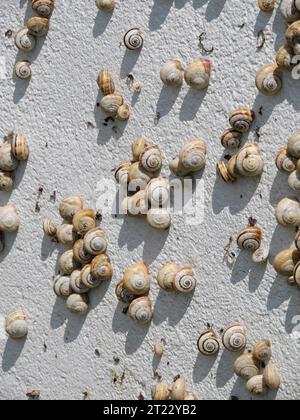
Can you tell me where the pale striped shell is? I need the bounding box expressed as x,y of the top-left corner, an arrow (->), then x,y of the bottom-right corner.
12,133 -> 29,161
229,108 -> 255,133
70,270 -> 89,294
237,226 -> 262,251
5,309 -> 28,339
14,27 -> 36,52
97,69 -> 115,96
15,61 -> 32,79
66,294 -> 89,315
256,64 -> 282,96
53,275 -> 72,298
128,296 -> 153,324
173,267 -> 196,293
32,0 -> 55,17
83,228 -> 107,255
222,322 -> 246,352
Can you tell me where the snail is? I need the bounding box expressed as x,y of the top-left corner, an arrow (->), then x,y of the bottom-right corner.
147,208 -> 171,230
128,296 -> 153,324
216,156 -> 238,183
73,209 -> 96,235
43,218 -> 57,237
58,250 -> 78,275
70,270 -> 89,294
66,294 -> 89,315
31,0 -> 55,17
95,0 -> 116,12
122,191 -> 148,216
14,27 -> 36,52
169,139 -> 207,177
258,0 -> 275,11
90,254 -> 113,281
173,267 -> 196,293
276,148 -> 297,173
132,138 -> 148,161
26,16 -> 49,37
53,275 -> 72,298
288,170 -> 300,190
152,383 -> 170,400
124,28 -> 144,50
11,133 -> 29,161
97,69 -> 115,96
273,247 -> 300,276
276,45 -> 294,70
221,129 -> 242,149
100,93 -> 124,116
229,108 -> 255,133
184,60 -> 211,90
293,260 -> 300,286
146,177 -> 169,207
197,330 -> 220,356
5,309 -> 28,339
237,226 -> 262,252
133,82 -> 142,93
222,322 -> 247,352
115,280 -> 136,303
56,224 -> 77,246
286,20 -> 300,53
275,197 -> 300,227
128,161 -> 154,186
154,341 -> 165,357
171,378 -> 187,400
252,339 -> 272,361
115,161 -> 131,185
116,104 -> 130,121
234,354 -> 260,380
15,61 -> 32,80
73,239 -> 93,265
0,172 -> 13,192
235,144 -> 264,177
256,64 -> 282,96
246,375 -> 267,396
59,196 -> 83,221
123,262 -> 151,295
0,205 -> 20,232
0,143 -> 19,172
157,262 -> 179,290
263,364 -> 281,390
140,145 -> 163,173
81,264 -> 101,289
252,243 -> 270,264
83,228 -> 107,255
287,130 -> 300,158
160,60 -> 184,87
280,0 -> 300,22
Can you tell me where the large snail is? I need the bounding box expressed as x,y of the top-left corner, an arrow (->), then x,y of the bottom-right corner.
5,309 -> 28,339
222,322 -> 247,352
0,205 -> 20,232
15,27 -> 36,52
160,60 -> 184,87
31,0 -> 55,17
184,60 -> 211,90
234,353 -> 260,380
197,330 -> 220,356
59,196 -> 83,221
123,262 -> 151,296
256,64 -> 282,96
235,144 -> 264,177
229,108 -> 255,133
169,139 -> 207,177
128,296 -> 153,324
275,197 -> 300,227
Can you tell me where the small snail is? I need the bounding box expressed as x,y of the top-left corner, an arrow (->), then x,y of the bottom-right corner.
11,133 -> 29,161
146,177 -> 169,207
14,27 -> 36,52
116,104 -> 130,121
275,197 -> 300,227
0,143 -> 19,172
123,262 -> 151,296
95,0 -> 116,12
53,275 -> 72,298
0,172 -> 13,192
235,144 -> 264,177
59,196 -> 83,221
0,205 -> 20,232
56,224 -> 77,246
5,309 -> 28,339
124,28 -> 144,50
100,93 -> 124,116
132,138 -> 148,161
83,228 -> 107,255
81,264 -> 101,289
15,61 -> 32,80
43,218 -> 57,237
152,383 -> 170,400
280,0 -> 300,22
123,191 -> 148,216
258,0 -> 275,12
256,64 -> 282,96
147,208 -> 171,230
70,270 -> 89,294
115,160 -> 131,185
26,16 -> 49,37
66,294 -> 89,315
140,145 -> 163,173
133,82 -> 142,93
273,248 -> 300,276
31,0 -> 55,17
216,156 -> 238,183
229,108 -> 255,133
252,339 -> 272,362
222,322 -> 247,352
128,161 -> 154,186
73,209 -> 96,235
58,249 -> 78,275
171,378 -> 187,400
263,364 -> 281,390
237,226 -> 262,252
128,296 -> 153,324
73,239 -> 93,265
160,60 -> 184,87
169,139 -> 207,177
276,45 -> 294,70
115,280 -> 136,304
246,375 -> 267,396
234,354 -> 260,381
184,60 -> 211,90
97,69 -> 115,96
154,341 -> 165,357
197,330 -> 220,356
221,129 -> 242,149
173,267 -> 196,293
276,148 -> 297,173
288,170 -> 300,191
287,130 -> 300,158
286,20 -> 300,52
90,254 -> 113,281
157,262 -> 179,290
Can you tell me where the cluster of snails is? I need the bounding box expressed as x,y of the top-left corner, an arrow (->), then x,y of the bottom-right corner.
160,59 -> 211,91
273,233 -> 300,288
0,132 -> 29,192
43,196 -> 113,315
275,131 -> 300,192
0,205 -> 20,253
96,0 -> 116,13
152,377 -> 198,401
14,1 -> 55,79
4,309 -> 29,340
236,222 -> 269,264
97,69 -> 131,121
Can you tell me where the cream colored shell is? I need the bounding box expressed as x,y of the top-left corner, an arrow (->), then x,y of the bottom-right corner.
26,16 -> 49,37
15,27 -> 36,52
73,209 -> 96,235
43,218 -> 57,237
246,375 -> 267,396
90,254 -> 113,281
275,197 -> 300,227
123,262 -> 151,295
15,61 -> 32,80
66,294 -> 89,315
171,378 -> 187,400
287,130 -> 300,158
184,60 -> 211,90
197,330 -> 220,356
70,270 -> 89,294
53,275 -> 72,298
234,354 -> 260,380
5,309 -> 28,339
96,0 -> 116,12
160,60 -> 184,87
59,196 -> 83,221
273,248 -> 300,276
252,339 -> 272,361
83,228 -> 107,255
58,250 -> 78,275
147,208 -> 171,230
0,172 -> 13,192
263,364 -> 281,390
56,224 -> 77,246
152,383 -> 170,400
0,143 -> 19,172
0,205 -> 20,232
128,296 -> 153,324
255,64 -> 282,96
222,322 -> 246,352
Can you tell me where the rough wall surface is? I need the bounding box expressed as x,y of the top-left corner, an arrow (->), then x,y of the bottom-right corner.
0,0 -> 300,401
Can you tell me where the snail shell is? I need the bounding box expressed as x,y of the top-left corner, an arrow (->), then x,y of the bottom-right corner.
132,138 -> 148,161
116,104 -> 130,121
276,45 -> 294,70
128,161 -> 154,186
197,330 -> 220,356
83,228 -> 107,255
56,224 -> 77,246
70,269 -> 89,294
295,230 -> 300,250
5,309 -> 28,339
160,60 -> 184,87
0,143 -> 19,172
152,383 -> 170,400
115,160 -> 131,185
229,108 -> 255,133
146,177 -> 169,207
133,82 -> 142,93
222,322 -> 247,352
184,60 -> 211,90
123,191 -> 148,216
81,264 -> 101,289
216,159 -> 237,183
293,260 -> 300,286
66,294 -> 89,315
26,16 -> 49,37
252,243 -> 270,264
171,378 -> 187,400
287,130 -> 300,158
237,226 -> 262,252
14,27 -> 36,52
43,218 -> 57,237
256,64 -> 282,96
15,61 -> 32,80
128,296 -> 153,324
234,354 -> 260,380
97,69 -> 115,96
173,267 -> 196,293
59,196 -> 84,221
58,250 -> 79,275
276,148 -> 297,173
53,275 -> 72,298
157,262 -> 179,290
0,205 -> 20,232
286,19 -> 300,49
123,262 -> 151,295
169,139 -> 207,177
96,0 -> 116,12
288,170 -> 300,191
0,171 -> 13,192
11,133 -> 29,161
263,364 -> 281,390
235,144 -> 264,177
246,375 -> 267,396
124,28 -> 144,50
73,209 -> 96,235
273,248 -> 300,276
140,145 -> 163,173
73,239 -> 93,265
281,0 -> 300,22
258,0 -> 275,11
100,93 -> 124,116
31,0 -> 55,17
115,280 -> 136,303
90,254 -> 113,281
221,129 -> 242,149
252,339 -> 272,361
275,197 -> 300,227
154,342 -> 164,357
147,208 -> 171,230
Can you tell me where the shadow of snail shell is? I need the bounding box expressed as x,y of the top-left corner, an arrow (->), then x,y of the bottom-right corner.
15,61 -> 32,80
222,322 -> 246,352
26,16 -> 49,37
252,339 -> 272,361
66,294 -> 89,315
146,177 -> 169,207
59,196 -> 84,221
122,191 -> 148,217
275,197 -> 300,227
123,262 -> 151,295
256,64 -> 282,96
83,228 -> 107,255
128,296 -> 153,324
237,226 -> 262,251
140,145 -> 163,173
97,69 -> 115,96
56,224 -> 77,246
53,275 -> 72,298
236,144 -> 264,177
221,129 -> 242,149
263,364 -> 281,390
15,27 -> 36,52
73,239 -> 93,265
169,139 -> 207,177
287,130 -> 300,158
115,160 -> 131,184
234,354 -> 260,380
132,138 -> 148,161
96,0 -> 116,12
246,375 -> 267,396
43,218 -> 57,237
160,60 -> 184,87
70,270 -> 89,294
184,60 -> 211,90
0,205 -> 20,232
58,250 -> 79,275
229,108 -> 255,133
100,93 -> 124,116
124,28 -> 144,50
258,0 -> 275,12
276,45 -> 294,70
90,254 -> 113,281
147,208 -> 171,230
152,383 -> 170,400
276,148 -> 297,173
0,172 -> 13,192
0,143 -> 19,172
115,280 -> 136,303
280,0 -> 300,22
81,264 -> 101,289
5,309 -> 28,339
31,0 -> 55,17
73,209 -> 96,235
197,330 -> 220,356
171,378 -> 187,400
273,247 -> 300,276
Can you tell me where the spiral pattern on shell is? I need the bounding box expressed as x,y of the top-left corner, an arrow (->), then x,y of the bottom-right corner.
147,208 -> 171,230
5,309 -> 28,339
124,28 -> 144,50
56,224 -> 77,246
115,280 -> 136,303
100,93 -> 124,116
216,160 -> 237,183
73,209 -> 96,235
157,262 -> 179,290
53,275 -> 72,298
140,146 -> 162,173
237,226 -> 262,252
15,61 -> 32,79
222,323 -> 246,352
229,108 -> 255,133
160,59 -> 184,87
59,196 -> 83,221
73,239 -> 93,265
174,268 -> 196,293
276,148 -> 296,173
184,60 -> 211,90
12,133 -> 29,161
123,262 -> 151,295
197,331 -> 220,356
221,129 -> 242,149
252,339 -> 272,361
66,294 -> 89,315
275,197 -> 300,227
236,144 -> 264,177
43,218 -> 57,237
146,178 -> 169,207
26,16 -> 49,37
256,64 -> 282,96
32,0 -> 55,17
90,254 -> 113,281
83,228 -> 107,255
97,69 -> 115,96
129,296 -> 153,324
233,354 -> 260,380
15,27 -> 36,52
246,375 -> 267,396
58,250 -> 78,275
287,130 -> 300,158
0,205 -> 20,232
70,270 -> 89,294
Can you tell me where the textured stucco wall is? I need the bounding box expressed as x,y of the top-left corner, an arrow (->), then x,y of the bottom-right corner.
0,0 -> 300,401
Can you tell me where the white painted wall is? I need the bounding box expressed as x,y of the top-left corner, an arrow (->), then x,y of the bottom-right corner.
0,0 -> 299,400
